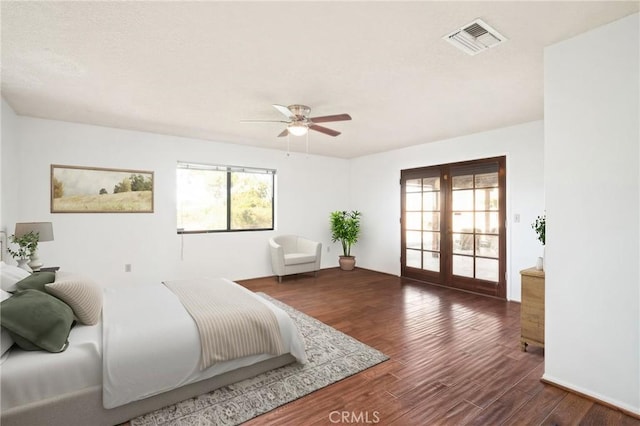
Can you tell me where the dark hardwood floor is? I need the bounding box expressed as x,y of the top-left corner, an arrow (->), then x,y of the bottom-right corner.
236,268 -> 639,426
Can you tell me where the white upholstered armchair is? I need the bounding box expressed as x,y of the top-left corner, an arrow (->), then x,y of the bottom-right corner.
269,235 -> 322,283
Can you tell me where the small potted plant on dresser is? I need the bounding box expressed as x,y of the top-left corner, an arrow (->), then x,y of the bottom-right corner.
7,231 -> 39,272
532,213 -> 546,270
330,210 -> 362,271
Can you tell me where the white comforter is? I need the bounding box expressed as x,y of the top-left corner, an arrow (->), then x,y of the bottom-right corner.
102,278 -> 306,409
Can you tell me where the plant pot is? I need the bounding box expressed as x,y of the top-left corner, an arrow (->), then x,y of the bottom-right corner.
16,258 -> 32,272
339,256 -> 356,271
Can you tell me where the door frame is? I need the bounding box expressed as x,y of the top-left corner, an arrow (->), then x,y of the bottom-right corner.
401,156 -> 506,299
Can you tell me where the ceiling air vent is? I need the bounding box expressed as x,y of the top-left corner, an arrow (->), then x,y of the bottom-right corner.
443,19 -> 507,56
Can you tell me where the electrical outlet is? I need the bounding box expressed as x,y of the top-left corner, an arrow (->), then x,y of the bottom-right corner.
125,264 -> 132,272
514,214 -> 521,223
327,246 -> 330,252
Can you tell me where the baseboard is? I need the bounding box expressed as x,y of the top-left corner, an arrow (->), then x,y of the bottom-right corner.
242,267 -> 399,283
401,275 -> 508,301
350,266 -> 399,278
541,374 -> 640,419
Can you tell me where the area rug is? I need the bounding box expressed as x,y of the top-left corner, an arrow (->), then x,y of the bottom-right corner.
130,293 -> 389,426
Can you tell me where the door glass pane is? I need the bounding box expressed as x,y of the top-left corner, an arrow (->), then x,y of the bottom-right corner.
422,212 -> 440,231
422,192 -> 440,211
406,231 -> 421,249
452,233 -> 473,254
476,235 -> 498,257
422,177 -> 440,191
476,257 -> 498,282
423,252 -> 440,272
474,212 -> 499,234
406,212 -> 422,230
452,175 -> 473,189
403,174 -> 441,275
475,172 -> 498,188
406,193 -> 421,210
452,190 -> 473,211
422,231 -> 440,251
406,249 -> 421,268
475,188 -> 499,211
452,212 -> 474,233
453,255 -> 473,278
406,179 -> 422,192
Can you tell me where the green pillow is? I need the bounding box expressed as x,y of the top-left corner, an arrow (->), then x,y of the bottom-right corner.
0,289 -> 74,352
15,272 -> 56,292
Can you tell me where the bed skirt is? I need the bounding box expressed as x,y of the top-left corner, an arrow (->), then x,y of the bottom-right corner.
1,353 -> 296,426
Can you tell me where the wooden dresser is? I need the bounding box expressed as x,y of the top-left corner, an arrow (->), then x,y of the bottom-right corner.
520,267 -> 545,351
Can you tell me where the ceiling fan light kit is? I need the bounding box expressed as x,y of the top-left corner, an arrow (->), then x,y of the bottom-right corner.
243,104 -> 352,138
287,122 -> 308,136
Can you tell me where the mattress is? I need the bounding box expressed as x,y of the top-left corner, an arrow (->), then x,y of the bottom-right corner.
1,321 -> 102,411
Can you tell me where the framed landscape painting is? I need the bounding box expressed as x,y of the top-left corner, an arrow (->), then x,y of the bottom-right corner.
51,164 -> 154,213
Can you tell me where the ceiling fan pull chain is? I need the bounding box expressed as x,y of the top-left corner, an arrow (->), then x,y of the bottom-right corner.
306,131 -> 309,156
286,133 -> 291,157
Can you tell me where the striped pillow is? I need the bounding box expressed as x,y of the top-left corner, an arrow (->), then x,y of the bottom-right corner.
46,272 -> 103,325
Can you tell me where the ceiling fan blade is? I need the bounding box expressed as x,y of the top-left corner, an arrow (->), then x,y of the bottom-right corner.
240,119 -> 289,123
272,104 -> 295,120
277,128 -> 289,137
309,113 -> 352,123
309,124 -> 341,137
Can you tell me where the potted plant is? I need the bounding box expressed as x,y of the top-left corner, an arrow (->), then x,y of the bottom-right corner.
330,210 -> 362,271
7,231 -> 39,271
532,213 -> 545,270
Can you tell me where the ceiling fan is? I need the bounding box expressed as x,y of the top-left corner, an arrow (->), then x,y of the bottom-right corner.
242,104 -> 352,137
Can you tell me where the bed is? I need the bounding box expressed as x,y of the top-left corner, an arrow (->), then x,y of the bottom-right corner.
0,263 -> 306,426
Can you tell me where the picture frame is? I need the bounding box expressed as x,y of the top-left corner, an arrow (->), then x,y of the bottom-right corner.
51,164 -> 154,213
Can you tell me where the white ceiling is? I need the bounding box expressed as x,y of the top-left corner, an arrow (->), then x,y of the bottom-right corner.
2,1 -> 638,158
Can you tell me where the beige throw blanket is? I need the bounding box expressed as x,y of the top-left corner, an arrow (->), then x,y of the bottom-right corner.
163,278 -> 286,370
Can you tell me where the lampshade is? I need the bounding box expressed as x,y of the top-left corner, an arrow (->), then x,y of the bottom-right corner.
288,122 -> 308,136
14,222 -> 54,242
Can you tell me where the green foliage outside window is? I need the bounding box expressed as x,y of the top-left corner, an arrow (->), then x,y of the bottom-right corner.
177,164 -> 274,233
230,172 -> 273,230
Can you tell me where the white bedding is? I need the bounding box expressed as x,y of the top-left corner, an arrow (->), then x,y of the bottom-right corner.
0,322 -> 102,411
1,278 -> 306,413
102,278 -> 306,409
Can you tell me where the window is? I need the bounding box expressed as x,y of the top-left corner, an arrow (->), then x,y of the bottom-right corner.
177,162 -> 275,233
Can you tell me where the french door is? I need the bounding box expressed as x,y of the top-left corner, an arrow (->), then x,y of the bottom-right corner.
401,157 -> 506,298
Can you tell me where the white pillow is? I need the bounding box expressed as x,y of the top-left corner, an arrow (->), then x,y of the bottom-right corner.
46,272 -> 103,325
0,261 -> 30,292
0,288 -> 15,360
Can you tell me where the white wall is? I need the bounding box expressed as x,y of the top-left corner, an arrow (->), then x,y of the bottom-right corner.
2,105 -> 545,300
349,120 -> 545,301
3,115 -> 349,285
544,13 -> 639,414
1,98 -> 21,252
